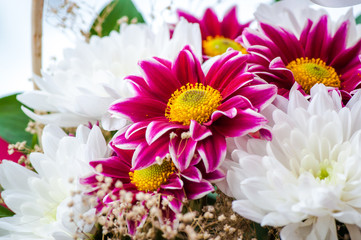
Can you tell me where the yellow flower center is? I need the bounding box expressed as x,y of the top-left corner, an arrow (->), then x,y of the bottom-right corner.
129,160 -> 175,192
165,83 -> 222,125
286,57 -> 341,94
203,35 -> 247,57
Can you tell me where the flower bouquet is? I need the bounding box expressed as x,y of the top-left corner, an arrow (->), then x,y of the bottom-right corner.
2,0 -> 361,239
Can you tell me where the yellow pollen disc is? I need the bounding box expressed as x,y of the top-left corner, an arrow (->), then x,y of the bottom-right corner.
203,35 -> 247,57
165,83 -> 222,125
129,160 -> 175,192
286,57 -> 341,94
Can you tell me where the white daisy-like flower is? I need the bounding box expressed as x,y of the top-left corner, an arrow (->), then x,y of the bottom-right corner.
224,84 -> 361,239
311,0 -> 361,7
17,18 -> 202,130
254,0 -> 361,45
0,124 -> 110,239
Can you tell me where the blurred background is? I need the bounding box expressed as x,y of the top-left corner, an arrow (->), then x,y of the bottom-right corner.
1,0 -> 361,97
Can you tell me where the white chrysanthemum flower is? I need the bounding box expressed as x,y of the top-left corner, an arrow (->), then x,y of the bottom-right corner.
254,0 -> 361,45
17,18 -> 202,130
311,0 -> 361,7
224,84 -> 361,239
0,124 -> 110,239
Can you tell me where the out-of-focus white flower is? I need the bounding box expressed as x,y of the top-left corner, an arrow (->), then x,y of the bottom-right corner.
254,0 -> 361,45
311,0 -> 361,7
224,84 -> 361,239
17,19 -> 202,130
0,124 -> 110,239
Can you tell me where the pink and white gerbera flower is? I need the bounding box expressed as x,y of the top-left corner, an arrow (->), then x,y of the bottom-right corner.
109,46 -> 277,174
177,6 -> 251,57
240,15 -> 361,100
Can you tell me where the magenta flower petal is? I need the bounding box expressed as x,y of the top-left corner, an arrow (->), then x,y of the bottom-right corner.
202,169 -> 225,182
132,136 -> 170,170
169,134 -> 197,171
172,46 -> 205,86
161,175 -> 184,189
208,108 -> 238,123
201,8 -> 221,37
162,190 -> 184,213
113,128 -> 146,149
234,84 -> 277,111
218,95 -> 252,111
110,97 -> 166,122
190,120 -> 212,141
197,133 -> 226,172
183,179 -> 214,200
221,6 -> 251,39
205,51 -> 248,91
89,156 -> 131,180
146,119 -> 185,145
180,166 -> 202,182
139,59 -> 181,102
213,109 -> 267,137
221,73 -> 254,99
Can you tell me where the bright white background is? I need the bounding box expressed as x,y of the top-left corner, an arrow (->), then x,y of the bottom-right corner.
1,0 -> 361,97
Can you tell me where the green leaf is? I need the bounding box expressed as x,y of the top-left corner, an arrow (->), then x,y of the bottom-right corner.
0,94 -> 32,145
253,222 -> 270,240
0,205 -> 14,218
356,14 -> 361,24
90,0 -> 145,37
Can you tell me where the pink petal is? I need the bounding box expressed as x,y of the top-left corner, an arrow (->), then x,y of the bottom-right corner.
139,59 -> 181,102
109,97 -> 166,122
112,128 -> 146,149
218,95 -> 253,112
197,133 -> 226,172
161,189 -> 184,212
202,169 -> 225,183
212,108 -> 268,137
169,134 -> 197,171
208,108 -> 237,124
181,166 -> 202,182
201,8 -> 221,37
89,156 -> 131,180
132,136 -> 170,170
190,120 -> 212,141
161,175 -> 183,189
235,84 -> 277,111
146,119 -> 186,145
183,179 -> 214,200
172,46 -> 205,86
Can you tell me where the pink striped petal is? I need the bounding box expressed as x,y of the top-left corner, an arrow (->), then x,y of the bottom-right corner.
169,134 -> 197,171
197,133 -> 226,172
109,97 -> 166,122
212,109 -> 267,137
235,84 -> 277,111
146,119 -> 186,145
89,156 -> 131,180
132,136 -> 170,170
218,95 -> 252,112
183,179 -> 214,200
161,175 -> 183,189
173,46 -> 205,86
112,129 -> 145,150
190,120 -> 212,141
162,189 -> 184,212
208,108 -> 237,124
181,166 -> 202,182
201,8 -> 221,37
139,59 -> 180,101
